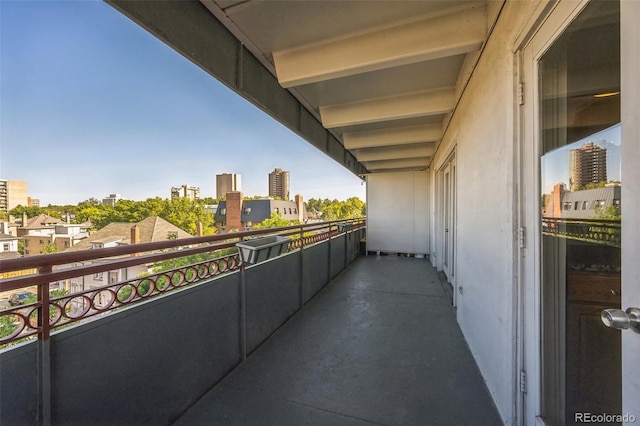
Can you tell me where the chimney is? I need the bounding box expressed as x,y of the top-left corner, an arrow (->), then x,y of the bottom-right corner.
22,212 -> 28,227
66,213 -> 71,224
130,225 -> 140,257
553,183 -> 565,218
295,194 -> 305,223
130,225 -> 140,243
0,222 -> 8,235
225,191 -> 244,232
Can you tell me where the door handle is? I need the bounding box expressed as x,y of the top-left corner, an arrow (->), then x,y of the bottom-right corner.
601,307 -> 640,334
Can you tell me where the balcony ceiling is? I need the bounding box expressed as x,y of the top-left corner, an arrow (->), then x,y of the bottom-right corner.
201,0 -> 493,174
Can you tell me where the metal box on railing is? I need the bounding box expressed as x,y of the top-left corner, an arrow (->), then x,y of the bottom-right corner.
337,223 -> 352,232
236,235 -> 290,264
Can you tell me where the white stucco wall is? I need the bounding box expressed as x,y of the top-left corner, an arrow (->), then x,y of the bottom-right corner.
430,2 -> 543,423
366,171 -> 429,256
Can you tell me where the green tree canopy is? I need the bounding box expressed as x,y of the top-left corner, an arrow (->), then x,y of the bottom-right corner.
306,197 -> 366,220
253,213 -> 298,229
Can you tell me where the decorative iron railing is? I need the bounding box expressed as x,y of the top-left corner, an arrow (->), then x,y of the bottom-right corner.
0,218 -> 365,346
541,217 -> 621,248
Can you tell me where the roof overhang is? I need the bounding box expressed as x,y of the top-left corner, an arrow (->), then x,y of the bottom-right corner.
107,0 -> 497,175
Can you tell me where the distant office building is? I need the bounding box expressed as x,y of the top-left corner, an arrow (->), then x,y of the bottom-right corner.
268,168 -> 290,201
102,194 -> 122,206
569,142 -> 607,190
216,173 -> 241,199
27,197 -> 40,207
0,180 -> 29,212
171,185 -> 200,200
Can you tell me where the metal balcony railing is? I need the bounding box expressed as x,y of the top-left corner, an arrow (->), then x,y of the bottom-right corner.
0,218 -> 365,347
541,216 -> 621,248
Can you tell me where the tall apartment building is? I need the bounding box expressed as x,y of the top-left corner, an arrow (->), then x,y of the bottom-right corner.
569,142 -> 607,190
102,194 -> 122,206
216,173 -> 241,199
0,180 -> 29,212
171,185 -> 200,200
268,168 -> 290,201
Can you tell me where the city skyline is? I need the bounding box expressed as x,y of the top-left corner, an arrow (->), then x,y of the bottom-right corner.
0,1 -> 366,207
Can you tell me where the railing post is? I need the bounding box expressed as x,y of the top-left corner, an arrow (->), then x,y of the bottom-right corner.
239,237 -> 247,361
299,225 -> 304,308
327,224 -> 332,284
37,265 -> 52,426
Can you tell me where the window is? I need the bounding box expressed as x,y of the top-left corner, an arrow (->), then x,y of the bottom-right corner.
562,202 -> 572,210
24,240 -> 29,246
613,199 -> 620,207
3,243 -> 9,251
574,202 -> 579,210
289,208 -> 292,214
275,208 -> 279,214
39,239 -> 44,244
93,272 -> 103,281
582,201 -> 588,210
595,200 -> 606,208
64,241 -> 69,248
108,271 -> 119,284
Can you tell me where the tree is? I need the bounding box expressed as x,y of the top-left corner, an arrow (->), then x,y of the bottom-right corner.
41,244 -> 58,254
253,213 -> 298,229
594,205 -> 621,220
318,197 -> 366,220
8,205 -> 44,219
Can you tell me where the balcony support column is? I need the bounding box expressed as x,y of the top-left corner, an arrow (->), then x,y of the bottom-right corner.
37,266 -> 52,426
299,227 -> 305,308
239,237 -> 247,360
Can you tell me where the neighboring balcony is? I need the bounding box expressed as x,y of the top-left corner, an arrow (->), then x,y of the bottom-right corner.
0,218 -> 501,425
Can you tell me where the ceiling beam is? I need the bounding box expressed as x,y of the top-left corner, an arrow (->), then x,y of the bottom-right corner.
273,5 -> 486,88
364,157 -> 431,171
320,87 -> 455,128
343,124 -> 442,149
354,143 -> 436,162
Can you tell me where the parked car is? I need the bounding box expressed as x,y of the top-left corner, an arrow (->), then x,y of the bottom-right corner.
8,291 -> 36,306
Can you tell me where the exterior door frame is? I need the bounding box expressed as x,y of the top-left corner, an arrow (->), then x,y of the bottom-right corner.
436,150 -> 457,305
518,1 -> 590,424
517,0 -> 640,423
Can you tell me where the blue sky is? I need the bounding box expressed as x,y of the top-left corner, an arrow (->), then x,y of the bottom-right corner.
0,0 -> 366,206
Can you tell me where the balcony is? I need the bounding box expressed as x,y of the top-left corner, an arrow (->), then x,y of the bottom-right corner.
0,219 -> 500,425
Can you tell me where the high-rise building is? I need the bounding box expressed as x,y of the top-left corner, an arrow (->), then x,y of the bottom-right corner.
102,194 -> 123,206
268,168 -> 290,201
171,185 -> 200,200
0,180 -> 29,212
569,142 -> 607,190
216,174 -> 241,199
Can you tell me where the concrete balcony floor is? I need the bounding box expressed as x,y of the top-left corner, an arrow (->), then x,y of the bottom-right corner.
175,255 -> 502,426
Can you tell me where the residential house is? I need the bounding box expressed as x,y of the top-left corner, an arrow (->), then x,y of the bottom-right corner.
19,214 -> 90,255
214,192 -> 306,232
63,216 -> 193,298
